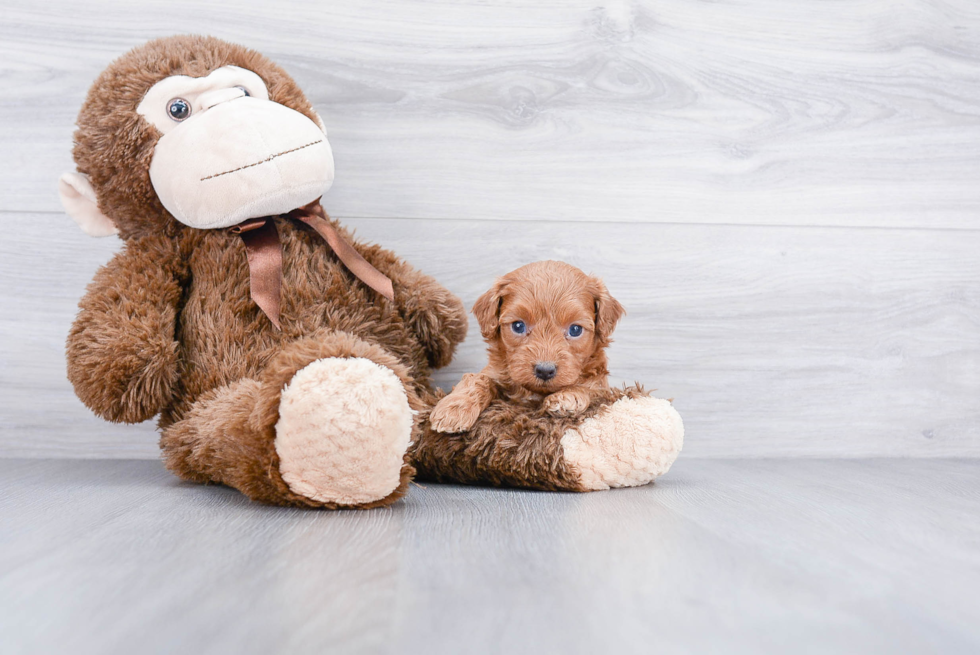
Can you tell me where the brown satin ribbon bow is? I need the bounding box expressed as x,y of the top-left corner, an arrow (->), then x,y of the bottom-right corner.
229,200 -> 394,330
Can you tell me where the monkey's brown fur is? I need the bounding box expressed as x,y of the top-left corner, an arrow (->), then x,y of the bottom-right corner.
66,36 -> 468,508
412,385 -> 651,492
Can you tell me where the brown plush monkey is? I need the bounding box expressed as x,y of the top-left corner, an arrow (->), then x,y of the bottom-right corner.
61,35 -> 469,509
62,35 -> 682,507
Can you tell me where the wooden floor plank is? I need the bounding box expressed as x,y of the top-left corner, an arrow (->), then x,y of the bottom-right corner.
1,458 -> 977,654
3,212 -> 978,458
2,0 -> 979,227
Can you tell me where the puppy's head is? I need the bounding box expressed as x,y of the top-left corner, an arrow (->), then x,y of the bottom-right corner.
473,261 -> 624,394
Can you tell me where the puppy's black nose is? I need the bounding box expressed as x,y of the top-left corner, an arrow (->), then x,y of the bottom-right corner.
534,362 -> 557,381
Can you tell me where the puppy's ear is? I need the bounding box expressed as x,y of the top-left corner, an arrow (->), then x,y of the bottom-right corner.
591,276 -> 625,342
472,279 -> 508,340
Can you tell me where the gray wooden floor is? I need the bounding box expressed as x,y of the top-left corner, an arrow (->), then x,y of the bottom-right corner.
2,458 -> 977,655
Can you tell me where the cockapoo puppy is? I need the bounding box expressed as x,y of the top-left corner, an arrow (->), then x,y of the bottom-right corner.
430,260 -> 624,433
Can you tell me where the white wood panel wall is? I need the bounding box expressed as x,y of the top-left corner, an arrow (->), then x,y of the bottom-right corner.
1,0 -> 978,458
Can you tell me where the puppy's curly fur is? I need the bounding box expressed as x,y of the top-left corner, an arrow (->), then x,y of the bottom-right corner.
429,261 -> 624,433
411,261 -> 656,492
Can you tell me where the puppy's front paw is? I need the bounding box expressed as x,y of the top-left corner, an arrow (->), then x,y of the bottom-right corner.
543,389 -> 591,417
429,395 -> 482,433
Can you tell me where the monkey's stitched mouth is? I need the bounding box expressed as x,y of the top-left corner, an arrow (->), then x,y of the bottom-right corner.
200,138 -> 324,181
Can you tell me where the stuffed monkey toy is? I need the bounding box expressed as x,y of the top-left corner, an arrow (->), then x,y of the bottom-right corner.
61,35 -> 469,509
62,36 -> 681,508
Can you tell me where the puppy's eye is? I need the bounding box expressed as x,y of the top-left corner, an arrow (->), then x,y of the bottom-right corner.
167,98 -> 191,121
567,324 -> 584,338
511,321 -> 526,335
235,85 -> 251,97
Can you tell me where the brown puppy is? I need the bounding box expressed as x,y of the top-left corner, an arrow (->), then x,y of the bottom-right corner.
430,261 -> 624,433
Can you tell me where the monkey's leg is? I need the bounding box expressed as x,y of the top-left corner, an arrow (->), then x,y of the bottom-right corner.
558,394 -> 684,490
161,330 -> 421,509
412,388 -> 684,492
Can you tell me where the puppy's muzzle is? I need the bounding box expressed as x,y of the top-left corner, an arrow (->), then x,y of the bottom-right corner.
534,362 -> 557,381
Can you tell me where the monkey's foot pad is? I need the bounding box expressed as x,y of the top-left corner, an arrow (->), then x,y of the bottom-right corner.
274,356 -> 413,505
560,395 -> 683,490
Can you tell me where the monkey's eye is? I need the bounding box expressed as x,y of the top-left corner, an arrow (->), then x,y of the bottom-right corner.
167,98 -> 191,121
567,324 -> 584,338
511,321 -> 527,335
235,85 -> 251,97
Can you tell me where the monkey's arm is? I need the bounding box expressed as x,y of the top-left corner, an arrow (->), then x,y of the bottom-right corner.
354,239 -> 469,369
67,236 -> 187,423
428,370 -> 498,433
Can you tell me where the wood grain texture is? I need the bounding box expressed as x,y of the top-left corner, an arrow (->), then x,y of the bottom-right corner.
2,1 -> 978,459
1,458 -> 978,654
2,212 -> 978,458
2,0 -> 980,227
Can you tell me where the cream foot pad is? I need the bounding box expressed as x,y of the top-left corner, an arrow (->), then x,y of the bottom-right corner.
275,357 -> 414,505
560,396 -> 684,491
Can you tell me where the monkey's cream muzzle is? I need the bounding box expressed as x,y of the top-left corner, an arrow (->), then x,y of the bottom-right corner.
148,98 -> 334,229
129,65 -> 333,229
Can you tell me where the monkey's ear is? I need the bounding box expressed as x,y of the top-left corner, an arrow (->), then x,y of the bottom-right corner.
58,172 -> 119,238
472,279 -> 508,341
591,276 -> 625,342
